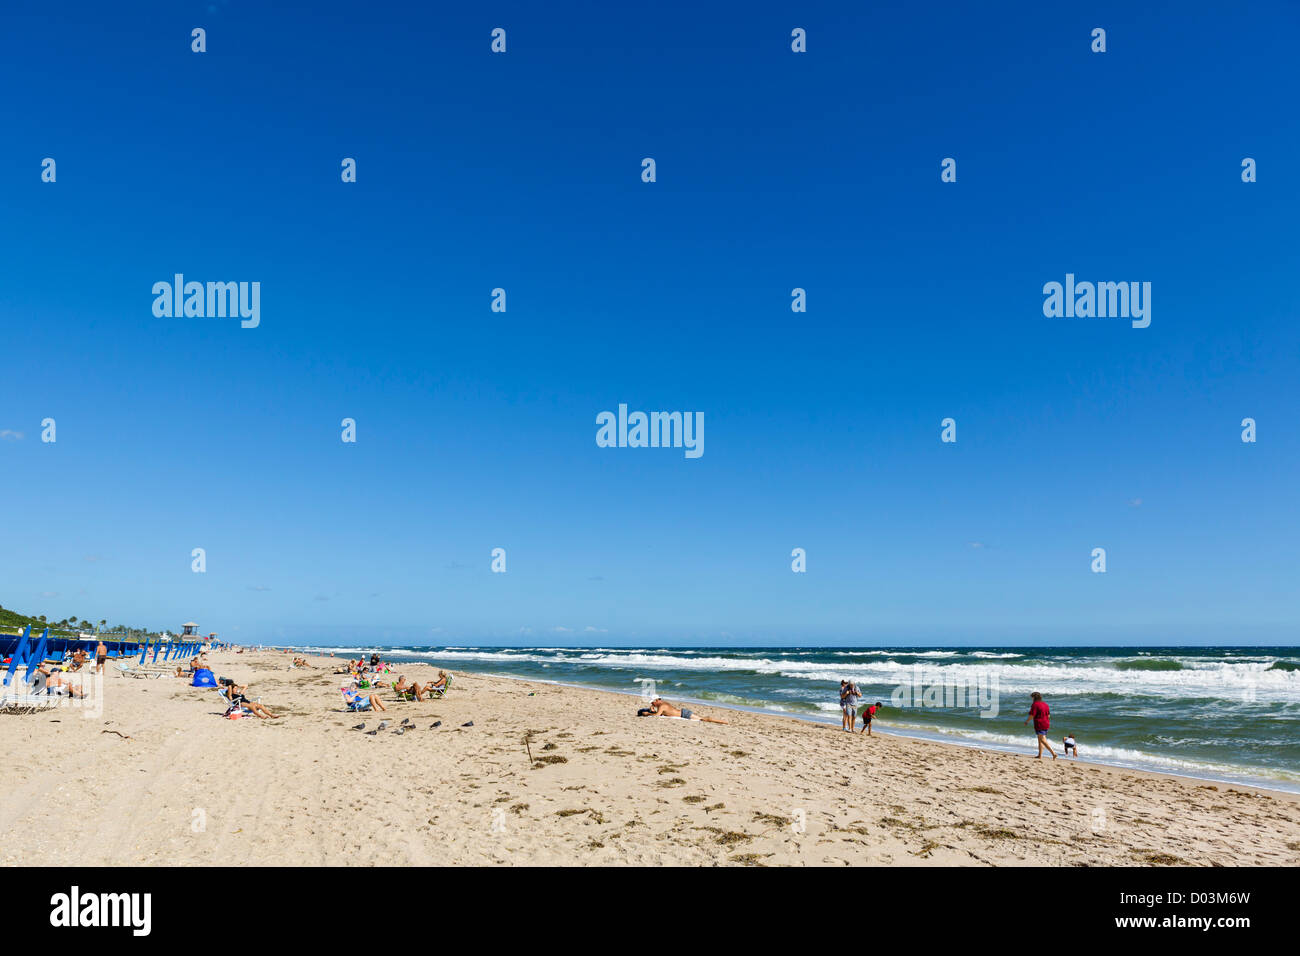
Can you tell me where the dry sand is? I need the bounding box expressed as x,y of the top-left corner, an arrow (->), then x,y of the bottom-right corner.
3,650 -> 1298,866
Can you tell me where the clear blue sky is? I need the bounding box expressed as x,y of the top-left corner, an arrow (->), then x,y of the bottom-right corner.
2,1 -> 1297,646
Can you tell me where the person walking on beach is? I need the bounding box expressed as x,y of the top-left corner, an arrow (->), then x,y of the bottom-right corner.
95,640 -> 107,674
839,681 -> 851,731
1024,692 -> 1057,759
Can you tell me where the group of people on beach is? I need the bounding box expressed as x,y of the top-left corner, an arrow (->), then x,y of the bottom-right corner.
834,681 -> 1079,758
839,681 -> 882,736
333,653 -> 452,712
1024,691 -> 1079,759
26,640 -> 111,699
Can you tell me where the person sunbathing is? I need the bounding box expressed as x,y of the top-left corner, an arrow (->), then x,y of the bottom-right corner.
69,649 -> 89,672
39,666 -> 88,699
642,697 -> 728,724
343,687 -> 387,712
221,686 -> 279,719
216,677 -> 278,718
427,671 -> 449,693
393,675 -> 431,700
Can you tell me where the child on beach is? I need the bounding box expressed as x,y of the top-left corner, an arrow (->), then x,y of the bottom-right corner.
859,701 -> 883,736
1063,733 -> 1077,758
1024,692 -> 1057,759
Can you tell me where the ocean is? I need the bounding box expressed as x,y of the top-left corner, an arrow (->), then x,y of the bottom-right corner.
294,644 -> 1300,792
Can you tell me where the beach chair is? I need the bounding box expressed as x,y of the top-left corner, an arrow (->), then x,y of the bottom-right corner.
216,686 -> 258,718
0,672 -> 60,714
428,674 -> 452,699
389,681 -> 423,702
0,693 -> 60,714
342,688 -> 374,712
117,661 -> 162,680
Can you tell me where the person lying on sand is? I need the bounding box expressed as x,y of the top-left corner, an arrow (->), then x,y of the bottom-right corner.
641,697 -> 728,724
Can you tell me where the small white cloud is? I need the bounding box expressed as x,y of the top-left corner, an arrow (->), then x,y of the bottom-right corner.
248,585 -> 271,592
968,541 -> 985,549
583,626 -> 607,633
551,626 -> 573,633
1129,498 -> 1143,508
39,590 -> 59,598
0,429 -> 23,441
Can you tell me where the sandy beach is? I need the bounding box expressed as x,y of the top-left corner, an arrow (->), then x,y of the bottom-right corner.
3,649 -> 1297,867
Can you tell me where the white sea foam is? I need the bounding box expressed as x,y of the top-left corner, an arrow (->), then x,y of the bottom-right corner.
880,720 -> 1300,788
302,646 -> 1300,703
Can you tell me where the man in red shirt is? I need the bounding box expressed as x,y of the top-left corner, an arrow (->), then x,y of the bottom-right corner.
1023,692 -> 1057,759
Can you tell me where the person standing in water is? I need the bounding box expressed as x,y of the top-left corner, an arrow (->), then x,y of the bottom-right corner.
1024,691 -> 1057,759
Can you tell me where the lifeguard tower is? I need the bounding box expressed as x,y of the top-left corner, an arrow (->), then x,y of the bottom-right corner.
181,622 -> 200,638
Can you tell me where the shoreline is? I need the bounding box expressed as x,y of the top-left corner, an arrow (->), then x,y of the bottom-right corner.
340,649 -> 1300,797
6,648 -> 1296,866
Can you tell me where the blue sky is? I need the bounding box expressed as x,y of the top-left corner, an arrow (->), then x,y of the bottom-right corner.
1,1 -> 1297,646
